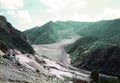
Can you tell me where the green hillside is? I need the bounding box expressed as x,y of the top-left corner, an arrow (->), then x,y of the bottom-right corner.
24,18 -> 120,76
24,18 -> 120,45
65,18 -> 120,76
24,21 -> 59,44
24,21 -> 92,44
65,37 -> 120,76
0,16 -> 35,54
78,19 -> 120,41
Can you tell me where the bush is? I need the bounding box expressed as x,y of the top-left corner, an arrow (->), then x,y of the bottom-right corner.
99,75 -> 119,83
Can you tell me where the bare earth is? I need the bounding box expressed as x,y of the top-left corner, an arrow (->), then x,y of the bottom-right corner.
32,38 -> 90,80
0,38 -> 90,83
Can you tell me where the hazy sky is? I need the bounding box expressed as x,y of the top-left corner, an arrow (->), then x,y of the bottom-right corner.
0,0 -> 120,31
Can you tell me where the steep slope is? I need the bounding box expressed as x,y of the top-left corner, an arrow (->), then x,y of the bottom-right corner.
0,16 -> 34,54
65,37 -> 120,76
78,18 -> 120,41
65,18 -> 120,77
0,55 -> 66,83
24,21 -> 59,44
24,21 -> 92,44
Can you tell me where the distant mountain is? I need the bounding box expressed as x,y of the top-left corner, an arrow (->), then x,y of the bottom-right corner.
78,18 -> 120,41
24,21 -> 59,44
65,18 -> 120,76
0,16 -> 34,54
24,21 -> 92,44
24,17 -> 120,76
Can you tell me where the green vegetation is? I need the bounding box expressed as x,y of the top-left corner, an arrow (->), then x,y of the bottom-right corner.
24,17 -> 120,79
24,21 -> 59,44
0,28 -> 35,54
65,36 -> 120,76
78,19 -> 120,41
65,18 -> 120,77
65,36 -> 99,63
99,75 -> 119,83
24,21 -> 92,44
24,18 -> 120,45
0,16 -> 35,54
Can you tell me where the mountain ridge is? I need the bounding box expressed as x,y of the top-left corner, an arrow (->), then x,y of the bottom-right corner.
0,15 -> 35,54
24,21 -> 92,44
65,18 -> 120,77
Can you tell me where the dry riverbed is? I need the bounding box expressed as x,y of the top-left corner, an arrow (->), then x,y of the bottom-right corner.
0,38 -> 90,83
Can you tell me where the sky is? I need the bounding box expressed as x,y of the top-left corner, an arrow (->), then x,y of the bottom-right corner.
0,0 -> 120,31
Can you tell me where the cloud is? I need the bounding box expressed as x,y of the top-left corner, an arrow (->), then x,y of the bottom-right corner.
0,0 -> 33,31
39,0 -> 88,22
0,12 -> 4,15
95,8 -> 120,21
7,10 -> 32,24
40,0 -> 87,12
40,0 -> 68,11
7,10 -> 34,31
39,0 -> 120,22
1,0 -> 120,31
0,0 -> 24,10
70,14 -> 92,22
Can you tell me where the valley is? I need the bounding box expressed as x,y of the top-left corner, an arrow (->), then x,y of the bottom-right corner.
1,15 -> 120,83
0,38 -> 90,83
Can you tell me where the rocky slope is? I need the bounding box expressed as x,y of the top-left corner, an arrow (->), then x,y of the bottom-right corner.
0,16 -> 34,54
0,55 -> 65,83
0,49 -> 90,83
0,16 -> 90,83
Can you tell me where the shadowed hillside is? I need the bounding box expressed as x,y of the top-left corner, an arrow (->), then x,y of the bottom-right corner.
65,37 -> 120,76
24,18 -> 120,76
0,15 -> 35,54
65,18 -> 120,77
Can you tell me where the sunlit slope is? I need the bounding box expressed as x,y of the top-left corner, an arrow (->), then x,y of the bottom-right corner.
78,18 -> 120,41
24,21 -> 92,44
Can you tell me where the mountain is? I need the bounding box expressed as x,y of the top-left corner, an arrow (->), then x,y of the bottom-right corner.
65,37 -> 120,76
0,16 -> 35,54
65,18 -> 120,77
24,17 -> 120,76
24,21 -> 92,44
23,21 -> 59,44
0,16 -> 82,83
78,18 -> 120,42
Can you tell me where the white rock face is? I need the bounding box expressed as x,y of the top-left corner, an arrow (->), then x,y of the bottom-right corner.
33,38 -> 77,65
15,54 -> 89,81
8,38 -> 89,82
31,38 -> 90,81
0,50 -> 4,56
